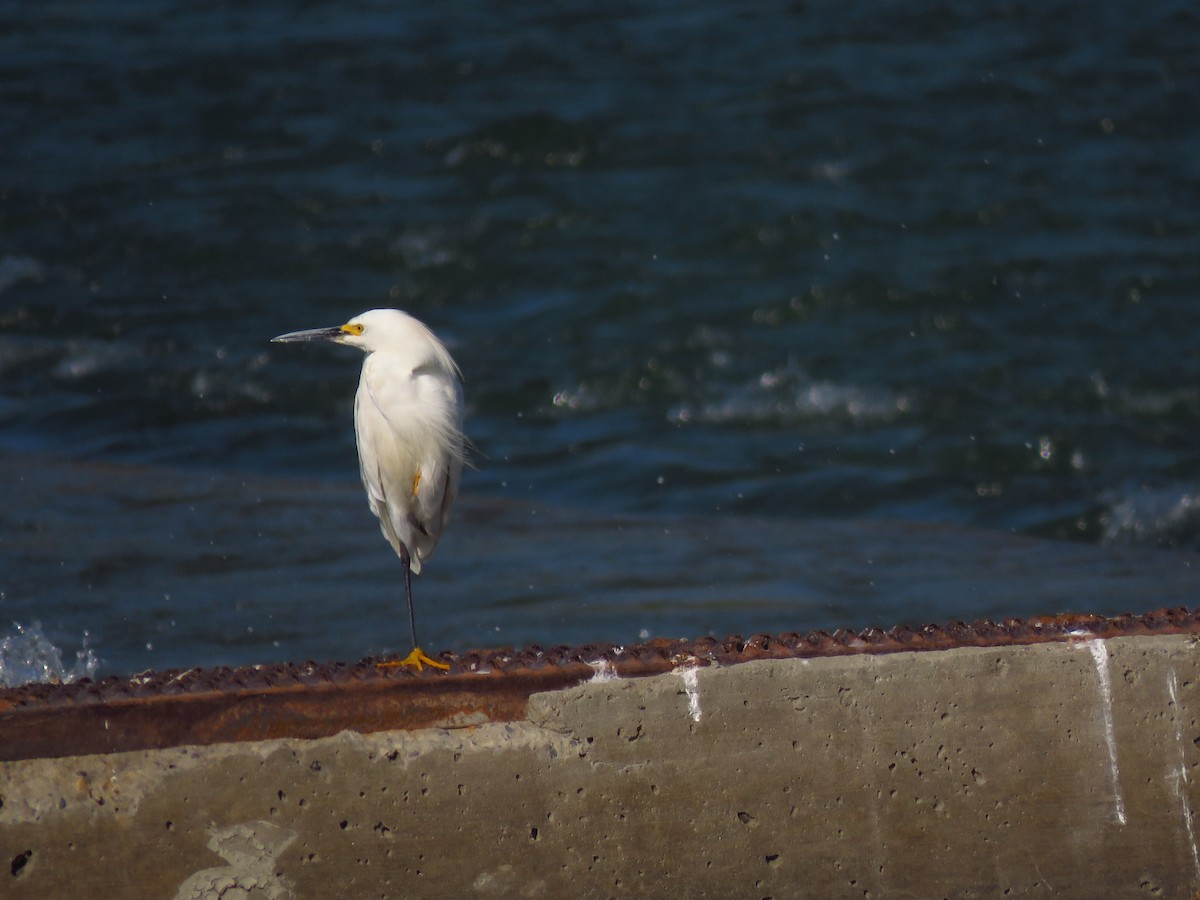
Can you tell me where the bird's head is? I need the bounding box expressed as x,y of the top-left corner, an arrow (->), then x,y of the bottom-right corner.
273,309 -> 422,354
272,309 -> 460,376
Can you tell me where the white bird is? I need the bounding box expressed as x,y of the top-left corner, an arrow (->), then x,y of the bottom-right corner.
272,308 -> 465,671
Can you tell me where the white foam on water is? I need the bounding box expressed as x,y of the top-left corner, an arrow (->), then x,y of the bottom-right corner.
1085,638 -> 1127,826
1167,669 -> 1200,879
0,620 -> 99,688
668,360 -> 914,427
1101,484 -> 1200,547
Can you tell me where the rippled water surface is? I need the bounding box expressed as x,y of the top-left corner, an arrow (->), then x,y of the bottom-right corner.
2,1 -> 1198,676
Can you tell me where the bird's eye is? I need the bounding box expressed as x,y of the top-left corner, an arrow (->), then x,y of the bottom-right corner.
341,322 -> 365,336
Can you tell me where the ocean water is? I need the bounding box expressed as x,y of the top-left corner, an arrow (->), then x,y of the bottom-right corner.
1,1 -> 1197,679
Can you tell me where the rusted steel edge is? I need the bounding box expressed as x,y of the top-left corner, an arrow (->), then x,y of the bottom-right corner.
0,607 -> 1195,762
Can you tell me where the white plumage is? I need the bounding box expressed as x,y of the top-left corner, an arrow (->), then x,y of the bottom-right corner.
350,310 -> 464,574
272,308 -> 464,670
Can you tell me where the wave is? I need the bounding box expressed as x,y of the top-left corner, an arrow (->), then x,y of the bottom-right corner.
669,360 -> 914,426
1101,485 -> 1200,549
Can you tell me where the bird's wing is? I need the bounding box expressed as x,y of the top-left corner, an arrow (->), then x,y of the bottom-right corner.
355,356 -> 463,572
408,373 -> 464,563
354,379 -> 417,567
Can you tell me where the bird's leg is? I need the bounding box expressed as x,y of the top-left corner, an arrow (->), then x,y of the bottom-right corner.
403,545 -> 419,649
377,546 -> 449,672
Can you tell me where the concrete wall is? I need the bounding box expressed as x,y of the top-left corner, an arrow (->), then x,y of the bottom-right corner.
2,634 -> 1197,898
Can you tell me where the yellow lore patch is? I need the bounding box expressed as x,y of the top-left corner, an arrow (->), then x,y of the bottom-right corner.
412,470 -> 421,496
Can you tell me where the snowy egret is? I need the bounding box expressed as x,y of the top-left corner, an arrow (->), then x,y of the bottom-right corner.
272,309 -> 465,671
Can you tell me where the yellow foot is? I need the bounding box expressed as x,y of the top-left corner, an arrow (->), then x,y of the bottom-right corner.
376,647 -> 450,672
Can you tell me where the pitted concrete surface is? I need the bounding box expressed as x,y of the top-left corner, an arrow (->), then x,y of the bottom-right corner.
2,635 -> 1199,898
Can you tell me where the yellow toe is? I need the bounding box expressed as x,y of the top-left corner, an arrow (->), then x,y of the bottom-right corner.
376,647 -> 450,672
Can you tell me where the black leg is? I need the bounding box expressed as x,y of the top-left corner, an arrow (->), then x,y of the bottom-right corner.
400,546 -> 419,650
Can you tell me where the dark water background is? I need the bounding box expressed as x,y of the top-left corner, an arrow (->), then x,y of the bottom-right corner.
1,1 -> 1198,677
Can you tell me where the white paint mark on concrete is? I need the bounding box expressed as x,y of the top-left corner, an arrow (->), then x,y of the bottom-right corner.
587,659 -> 619,683
1085,638 -> 1127,826
1167,669 -> 1200,880
679,666 -> 702,723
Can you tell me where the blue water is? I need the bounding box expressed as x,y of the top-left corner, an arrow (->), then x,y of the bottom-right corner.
1,1 -> 1197,678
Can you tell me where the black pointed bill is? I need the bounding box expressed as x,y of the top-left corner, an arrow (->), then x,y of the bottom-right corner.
270,325 -> 347,344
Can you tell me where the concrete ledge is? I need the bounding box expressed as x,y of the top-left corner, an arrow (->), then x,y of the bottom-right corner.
3,609 -> 1194,762
2,634 -> 1199,898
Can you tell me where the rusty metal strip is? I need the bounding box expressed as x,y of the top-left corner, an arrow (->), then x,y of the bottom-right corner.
0,607 -> 1196,762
